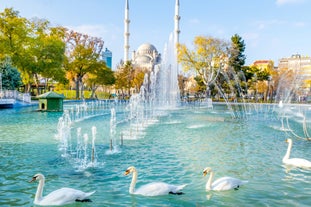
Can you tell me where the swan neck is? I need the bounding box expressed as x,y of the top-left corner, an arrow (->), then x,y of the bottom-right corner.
130,170 -> 137,194
283,141 -> 292,162
35,178 -> 44,203
206,171 -> 214,190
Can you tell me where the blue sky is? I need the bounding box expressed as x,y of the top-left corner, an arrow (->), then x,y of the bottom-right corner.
1,0 -> 311,69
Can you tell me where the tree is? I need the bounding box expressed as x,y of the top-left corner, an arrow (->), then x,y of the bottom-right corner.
0,57 -> 22,90
0,8 -> 32,91
85,62 -> 115,99
114,61 -> 135,97
0,8 -> 29,60
132,67 -> 146,93
0,8 -> 66,94
229,34 -> 246,72
64,30 -> 104,99
25,19 -> 66,94
177,35 -> 230,97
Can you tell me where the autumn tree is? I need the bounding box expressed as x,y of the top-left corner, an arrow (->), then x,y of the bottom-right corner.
114,61 -> 135,97
177,36 -> 230,97
64,30 -> 104,99
132,67 -> 146,93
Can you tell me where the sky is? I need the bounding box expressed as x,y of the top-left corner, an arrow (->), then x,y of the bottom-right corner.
1,0 -> 311,69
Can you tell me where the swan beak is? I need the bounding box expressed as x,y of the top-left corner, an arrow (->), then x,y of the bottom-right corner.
29,177 -> 36,183
203,171 -> 207,176
124,169 -> 130,176
285,139 -> 288,143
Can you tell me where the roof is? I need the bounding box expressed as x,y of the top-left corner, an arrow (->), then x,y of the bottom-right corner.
37,91 -> 65,99
136,43 -> 157,55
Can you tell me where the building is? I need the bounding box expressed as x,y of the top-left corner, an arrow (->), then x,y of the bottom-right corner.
123,0 -> 180,71
37,91 -> 64,112
252,60 -> 274,72
278,54 -> 311,80
102,48 -> 112,69
131,43 -> 161,72
278,54 -> 311,100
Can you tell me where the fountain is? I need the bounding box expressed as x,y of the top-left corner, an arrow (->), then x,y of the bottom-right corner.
2,32 -> 311,207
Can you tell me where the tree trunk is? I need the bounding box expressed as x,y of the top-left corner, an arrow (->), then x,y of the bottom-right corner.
90,83 -> 97,99
75,77 -> 80,99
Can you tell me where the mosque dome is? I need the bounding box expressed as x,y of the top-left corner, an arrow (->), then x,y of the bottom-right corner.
136,43 -> 158,56
132,43 -> 161,70
135,55 -> 152,64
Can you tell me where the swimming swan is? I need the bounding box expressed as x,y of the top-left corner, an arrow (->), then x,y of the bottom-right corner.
124,166 -> 186,196
203,167 -> 248,191
30,173 -> 95,206
283,138 -> 311,169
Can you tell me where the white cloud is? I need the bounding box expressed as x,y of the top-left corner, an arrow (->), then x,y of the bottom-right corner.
276,0 -> 305,5
66,24 -> 109,38
294,21 -> 306,27
243,32 -> 260,48
255,19 -> 307,30
255,19 -> 288,30
188,18 -> 200,25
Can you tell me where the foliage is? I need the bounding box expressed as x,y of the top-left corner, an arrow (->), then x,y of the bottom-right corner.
0,58 -> 22,90
229,34 -> 246,72
114,61 -> 135,95
64,30 -> 104,99
0,8 -> 66,94
0,8 -> 29,59
85,61 -> 115,99
177,36 -> 230,86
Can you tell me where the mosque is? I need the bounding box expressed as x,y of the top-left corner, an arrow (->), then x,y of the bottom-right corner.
123,0 -> 180,72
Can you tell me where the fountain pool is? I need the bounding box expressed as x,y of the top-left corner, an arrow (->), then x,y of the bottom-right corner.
1,101 -> 311,207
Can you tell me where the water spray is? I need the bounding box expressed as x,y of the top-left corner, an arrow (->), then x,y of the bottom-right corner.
91,126 -> 96,163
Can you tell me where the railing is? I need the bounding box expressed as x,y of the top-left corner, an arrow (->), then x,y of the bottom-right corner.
0,90 -> 31,103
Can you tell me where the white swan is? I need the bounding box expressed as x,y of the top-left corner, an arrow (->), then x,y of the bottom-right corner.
203,167 -> 248,191
124,166 -> 187,196
29,173 -> 95,206
283,138 -> 311,168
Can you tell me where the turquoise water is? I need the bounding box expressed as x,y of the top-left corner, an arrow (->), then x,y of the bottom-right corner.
1,103 -> 311,207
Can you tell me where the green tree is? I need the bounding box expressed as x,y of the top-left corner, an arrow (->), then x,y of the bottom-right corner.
27,19 -> 66,94
0,8 -> 32,91
0,8 -> 29,60
0,8 -> 66,94
85,62 -> 115,99
229,34 -> 246,73
64,30 -> 104,99
0,58 -> 22,90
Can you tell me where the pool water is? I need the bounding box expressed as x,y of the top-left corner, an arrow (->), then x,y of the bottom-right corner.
1,103 -> 311,207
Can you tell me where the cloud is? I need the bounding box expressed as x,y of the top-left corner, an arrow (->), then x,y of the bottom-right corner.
276,0 -> 305,5
243,32 -> 260,48
66,24 -> 108,38
255,19 -> 307,30
188,18 -> 200,25
294,21 -> 306,27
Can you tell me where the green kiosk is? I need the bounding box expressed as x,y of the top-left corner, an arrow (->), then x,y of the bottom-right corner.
38,91 -> 65,112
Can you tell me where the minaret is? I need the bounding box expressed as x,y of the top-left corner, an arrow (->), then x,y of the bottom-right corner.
174,0 -> 180,55
124,0 -> 130,62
